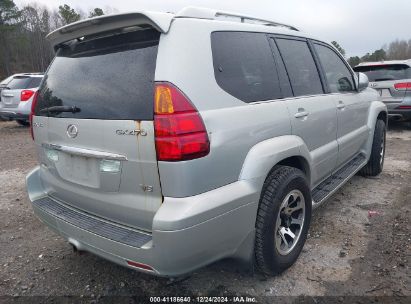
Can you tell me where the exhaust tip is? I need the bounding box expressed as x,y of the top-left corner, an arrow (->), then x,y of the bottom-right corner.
68,238 -> 86,255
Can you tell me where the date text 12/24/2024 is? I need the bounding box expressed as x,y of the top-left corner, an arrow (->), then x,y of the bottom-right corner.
149,296 -> 257,303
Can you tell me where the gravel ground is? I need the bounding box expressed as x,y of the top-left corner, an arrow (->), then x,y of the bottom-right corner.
0,120 -> 410,303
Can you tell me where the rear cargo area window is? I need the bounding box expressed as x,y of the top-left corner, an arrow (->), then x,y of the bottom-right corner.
35,29 -> 160,120
27,77 -> 42,89
7,76 -> 31,90
353,64 -> 411,82
211,32 -> 282,103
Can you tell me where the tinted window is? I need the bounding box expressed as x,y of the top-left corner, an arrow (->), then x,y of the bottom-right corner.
0,75 -> 14,86
27,77 -> 43,89
269,38 -> 293,98
211,32 -> 281,103
353,64 -> 411,82
314,44 -> 355,93
276,39 -> 323,96
35,29 -> 160,120
7,76 -> 31,89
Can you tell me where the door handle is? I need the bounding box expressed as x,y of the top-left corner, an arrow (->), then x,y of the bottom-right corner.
294,111 -> 309,118
337,101 -> 345,110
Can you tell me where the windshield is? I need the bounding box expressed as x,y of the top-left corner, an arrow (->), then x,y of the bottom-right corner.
354,64 -> 411,82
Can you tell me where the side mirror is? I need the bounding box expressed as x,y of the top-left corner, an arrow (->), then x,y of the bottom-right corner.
357,72 -> 369,91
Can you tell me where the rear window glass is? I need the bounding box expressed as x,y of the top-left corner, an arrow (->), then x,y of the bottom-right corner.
354,64 -> 411,82
35,29 -> 160,120
7,76 -> 31,89
27,77 -> 42,88
276,38 -> 324,97
0,75 -> 14,86
211,31 -> 282,103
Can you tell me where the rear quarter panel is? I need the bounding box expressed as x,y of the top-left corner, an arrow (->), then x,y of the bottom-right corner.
155,18 -> 293,197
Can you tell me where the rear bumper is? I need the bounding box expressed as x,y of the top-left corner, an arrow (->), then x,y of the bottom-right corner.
26,166 -> 260,276
0,102 -> 31,121
388,109 -> 411,121
0,109 -> 29,121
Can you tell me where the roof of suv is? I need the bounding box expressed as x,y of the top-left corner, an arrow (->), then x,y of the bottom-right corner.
355,59 -> 411,68
47,6 -> 308,49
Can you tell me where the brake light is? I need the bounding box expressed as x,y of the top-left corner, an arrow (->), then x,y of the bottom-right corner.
394,82 -> 411,90
21,90 -> 35,101
29,91 -> 39,140
398,105 -> 411,109
154,82 -> 210,161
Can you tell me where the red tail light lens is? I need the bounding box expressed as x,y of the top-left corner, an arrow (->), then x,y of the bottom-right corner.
154,82 -> 210,161
29,91 -> 39,140
398,105 -> 411,109
394,82 -> 411,90
21,90 -> 35,101
126,260 -> 154,271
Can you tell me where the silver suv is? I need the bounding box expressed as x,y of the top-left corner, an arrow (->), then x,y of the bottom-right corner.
0,73 -> 43,125
26,7 -> 387,277
354,60 -> 411,122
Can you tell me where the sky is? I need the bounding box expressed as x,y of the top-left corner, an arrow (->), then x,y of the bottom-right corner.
14,0 -> 411,57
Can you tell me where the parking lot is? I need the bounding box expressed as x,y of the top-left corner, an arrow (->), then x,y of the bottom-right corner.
0,120 -> 410,301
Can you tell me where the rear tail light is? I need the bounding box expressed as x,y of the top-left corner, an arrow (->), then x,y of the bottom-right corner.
397,105 -> 411,109
394,82 -> 411,90
29,91 -> 39,140
21,90 -> 35,101
154,82 -> 210,161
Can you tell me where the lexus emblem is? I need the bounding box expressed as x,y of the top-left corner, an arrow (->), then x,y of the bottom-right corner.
370,83 -> 377,88
66,124 -> 78,138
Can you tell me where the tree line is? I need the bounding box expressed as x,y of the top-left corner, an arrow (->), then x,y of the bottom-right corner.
0,0 -> 111,79
1,0 -> 411,79
332,39 -> 411,67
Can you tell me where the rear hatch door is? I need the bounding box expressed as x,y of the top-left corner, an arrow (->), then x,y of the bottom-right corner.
33,29 -> 162,232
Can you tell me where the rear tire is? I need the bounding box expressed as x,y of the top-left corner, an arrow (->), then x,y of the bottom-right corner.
254,166 -> 311,276
360,119 -> 386,176
16,120 -> 30,127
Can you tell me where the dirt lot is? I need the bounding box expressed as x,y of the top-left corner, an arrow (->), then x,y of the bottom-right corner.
0,120 -> 410,302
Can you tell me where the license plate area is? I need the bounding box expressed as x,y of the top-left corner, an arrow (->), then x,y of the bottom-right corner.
55,153 -> 100,188
380,89 -> 392,98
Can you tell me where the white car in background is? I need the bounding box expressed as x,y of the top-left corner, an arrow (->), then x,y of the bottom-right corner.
0,73 -> 43,126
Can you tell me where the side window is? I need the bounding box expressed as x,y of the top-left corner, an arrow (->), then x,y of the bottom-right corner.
211,32 -> 282,103
276,38 -> 324,97
314,43 -> 355,93
269,38 -> 293,98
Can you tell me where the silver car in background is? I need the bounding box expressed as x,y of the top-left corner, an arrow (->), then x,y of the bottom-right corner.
0,73 -> 43,125
354,60 -> 411,121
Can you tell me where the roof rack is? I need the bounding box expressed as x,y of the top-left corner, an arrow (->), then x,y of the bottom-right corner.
175,6 -> 299,31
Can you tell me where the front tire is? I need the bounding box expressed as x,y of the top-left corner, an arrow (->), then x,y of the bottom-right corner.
254,166 -> 312,276
360,119 -> 386,176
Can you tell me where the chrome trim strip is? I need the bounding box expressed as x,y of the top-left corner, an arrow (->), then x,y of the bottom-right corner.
42,143 -> 128,161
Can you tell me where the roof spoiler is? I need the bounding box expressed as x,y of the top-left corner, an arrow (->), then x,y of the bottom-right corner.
46,7 -> 299,51
46,11 -> 174,50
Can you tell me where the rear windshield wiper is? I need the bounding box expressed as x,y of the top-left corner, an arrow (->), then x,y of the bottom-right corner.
40,105 -> 81,114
